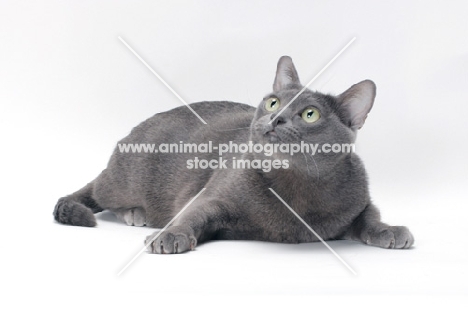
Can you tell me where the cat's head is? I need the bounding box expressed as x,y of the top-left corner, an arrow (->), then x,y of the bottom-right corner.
250,56 -> 376,174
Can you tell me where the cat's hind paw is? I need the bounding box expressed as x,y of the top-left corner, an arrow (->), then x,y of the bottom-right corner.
364,226 -> 414,249
114,207 -> 146,227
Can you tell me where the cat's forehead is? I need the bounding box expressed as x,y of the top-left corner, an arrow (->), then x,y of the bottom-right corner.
264,87 -> 332,111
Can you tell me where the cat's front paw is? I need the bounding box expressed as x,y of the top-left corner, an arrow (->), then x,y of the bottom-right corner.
145,226 -> 197,254
364,226 -> 414,249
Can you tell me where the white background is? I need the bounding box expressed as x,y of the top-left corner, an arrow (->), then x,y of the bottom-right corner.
1,0 -> 467,308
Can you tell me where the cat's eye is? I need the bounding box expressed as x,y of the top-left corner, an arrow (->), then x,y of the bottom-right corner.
301,108 -> 320,123
265,97 -> 280,112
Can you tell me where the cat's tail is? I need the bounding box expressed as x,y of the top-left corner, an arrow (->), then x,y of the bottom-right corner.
53,182 -> 103,227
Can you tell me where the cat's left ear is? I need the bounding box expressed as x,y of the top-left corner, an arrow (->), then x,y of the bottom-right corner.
337,80 -> 376,130
273,56 -> 301,92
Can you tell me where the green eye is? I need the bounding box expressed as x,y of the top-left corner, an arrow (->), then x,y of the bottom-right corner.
301,108 -> 320,123
265,97 -> 280,112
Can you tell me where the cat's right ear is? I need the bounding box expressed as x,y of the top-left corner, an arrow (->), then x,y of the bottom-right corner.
273,56 -> 300,92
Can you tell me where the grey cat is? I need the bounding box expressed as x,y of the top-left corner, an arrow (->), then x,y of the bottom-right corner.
54,56 -> 414,254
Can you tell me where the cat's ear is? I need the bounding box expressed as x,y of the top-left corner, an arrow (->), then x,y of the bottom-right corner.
273,56 -> 300,92
337,80 -> 376,130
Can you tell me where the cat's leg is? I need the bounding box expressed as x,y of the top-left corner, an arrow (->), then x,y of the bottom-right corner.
53,181 -> 103,227
113,207 -> 146,227
144,200 -> 224,254
344,204 -> 414,249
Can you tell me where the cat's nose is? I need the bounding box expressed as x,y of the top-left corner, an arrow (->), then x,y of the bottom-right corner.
270,114 -> 286,127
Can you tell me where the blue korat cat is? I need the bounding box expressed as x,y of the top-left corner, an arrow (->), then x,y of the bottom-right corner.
54,56 -> 414,254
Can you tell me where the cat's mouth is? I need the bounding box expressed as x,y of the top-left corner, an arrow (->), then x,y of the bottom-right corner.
265,129 -> 280,142
260,123 -> 282,142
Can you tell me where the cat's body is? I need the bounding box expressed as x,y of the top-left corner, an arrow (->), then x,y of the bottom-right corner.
54,56 -> 414,253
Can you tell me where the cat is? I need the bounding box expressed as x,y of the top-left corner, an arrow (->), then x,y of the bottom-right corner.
53,56 -> 414,254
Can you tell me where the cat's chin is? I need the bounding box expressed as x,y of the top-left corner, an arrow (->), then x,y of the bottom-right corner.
267,135 -> 280,143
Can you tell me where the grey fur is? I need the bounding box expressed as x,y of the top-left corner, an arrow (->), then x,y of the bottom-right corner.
54,56 -> 414,253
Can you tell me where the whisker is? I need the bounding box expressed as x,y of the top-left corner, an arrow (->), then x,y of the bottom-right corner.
308,151 -> 320,181
302,151 -> 312,176
214,127 -> 251,132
